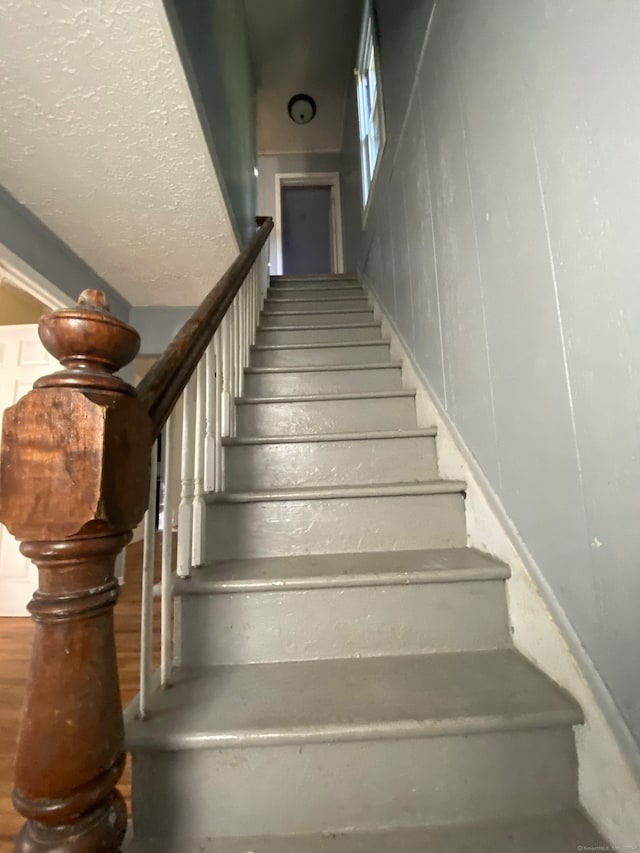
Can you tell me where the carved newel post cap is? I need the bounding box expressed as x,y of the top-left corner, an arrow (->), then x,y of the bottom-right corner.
77,288 -> 109,310
37,288 -> 140,387
0,288 -> 152,542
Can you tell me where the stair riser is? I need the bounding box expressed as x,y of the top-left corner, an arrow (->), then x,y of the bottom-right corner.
132,728 -> 578,838
204,493 -> 466,560
256,325 -> 382,345
267,288 -> 366,299
265,298 -> 370,312
236,396 -> 417,437
244,367 -> 403,397
261,311 -> 375,328
176,581 -> 510,666
223,435 -> 438,490
269,281 -> 360,292
251,343 -> 391,368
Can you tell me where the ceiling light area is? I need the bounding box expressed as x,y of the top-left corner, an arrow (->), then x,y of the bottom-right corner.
287,94 -> 316,125
244,0 -> 361,153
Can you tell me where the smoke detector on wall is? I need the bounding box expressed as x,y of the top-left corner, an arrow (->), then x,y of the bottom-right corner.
288,94 -> 317,124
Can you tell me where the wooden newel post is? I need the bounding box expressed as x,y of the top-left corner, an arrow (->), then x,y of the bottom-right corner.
0,290 -> 152,852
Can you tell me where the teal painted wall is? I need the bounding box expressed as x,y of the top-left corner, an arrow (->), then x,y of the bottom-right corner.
167,0 -> 257,245
342,0 -> 640,747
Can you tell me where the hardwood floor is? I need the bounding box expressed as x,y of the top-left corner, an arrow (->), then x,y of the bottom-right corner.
0,614 -> 31,851
0,538 -> 160,850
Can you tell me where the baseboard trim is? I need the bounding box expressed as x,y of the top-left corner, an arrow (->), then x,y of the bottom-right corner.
363,275 -> 640,846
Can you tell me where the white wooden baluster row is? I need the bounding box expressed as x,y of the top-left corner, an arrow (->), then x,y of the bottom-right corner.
139,241 -> 270,717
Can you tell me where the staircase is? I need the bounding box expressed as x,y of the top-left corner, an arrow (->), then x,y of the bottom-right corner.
127,275 -> 605,851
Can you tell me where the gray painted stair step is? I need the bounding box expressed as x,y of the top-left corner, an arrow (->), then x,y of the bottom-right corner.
267,290 -> 366,302
128,650 -> 581,748
127,809 -> 605,853
261,309 -> 375,327
267,288 -> 365,298
235,390 -> 417,436
178,548 -> 510,592
244,363 -> 403,396
271,274 -> 359,280
128,651 -> 581,837
175,549 -> 511,664
267,285 -> 366,297
269,276 -> 359,290
255,322 -> 382,345
223,428 -> 438,488
251,340 -> 391,367
204,481 -> 467,559
267,287 -> 364,296
265,296 -> 370,311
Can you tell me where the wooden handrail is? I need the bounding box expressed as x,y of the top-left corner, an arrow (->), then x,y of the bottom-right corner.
0,217 -> 273,852
139,217 -> 273,438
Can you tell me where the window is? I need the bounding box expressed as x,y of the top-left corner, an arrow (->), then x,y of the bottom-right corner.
355,0 -> 385,213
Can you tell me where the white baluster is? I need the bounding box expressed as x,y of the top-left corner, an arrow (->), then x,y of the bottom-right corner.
177,377 -> 196,578
245,279 -> 251,363
239,287 -> 246,395
192,358 -> 206,567
231,302 -> 239,435
249,274 -> 253,353
214,331 -> 224,491
249,266 -> 256,346
204,342 -> 216,493
160,415 -> 175,688
222,312 -> 233,437
253,264 -> 259,344
234,297 -> 241,401
242,279 -> 246,362
139,442 -> 158,719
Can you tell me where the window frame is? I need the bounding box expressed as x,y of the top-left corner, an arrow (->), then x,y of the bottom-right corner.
355,0 -> 386,223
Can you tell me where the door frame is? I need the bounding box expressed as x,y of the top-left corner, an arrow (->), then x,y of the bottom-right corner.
274,172 -> 344,276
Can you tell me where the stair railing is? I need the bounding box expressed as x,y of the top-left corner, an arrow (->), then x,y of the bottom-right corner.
0,217 -> 273,852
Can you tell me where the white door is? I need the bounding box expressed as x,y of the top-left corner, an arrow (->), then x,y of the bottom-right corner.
0,325 -> 58,615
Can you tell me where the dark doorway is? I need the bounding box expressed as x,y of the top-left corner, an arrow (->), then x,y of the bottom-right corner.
281,185 -> 333,275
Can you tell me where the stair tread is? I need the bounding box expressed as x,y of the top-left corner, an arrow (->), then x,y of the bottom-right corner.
245,362 -> 400,375
205,480 -> 466,504
267,286 -> 362,293
176,548 -> 509,594
262,308 -> 372,316
126,649 -> 582,751
127,809 -> 604,853
236,390 -> 415,405
252,339 -> 390,351
222,427 -> 437,446
271,274 -> 358,281
266,295 -> 368,303
270,273 -> 362,290
257,322 -> 378,331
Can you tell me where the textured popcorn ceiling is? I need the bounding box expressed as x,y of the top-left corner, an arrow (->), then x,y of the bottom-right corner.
0,0 -> 238,307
